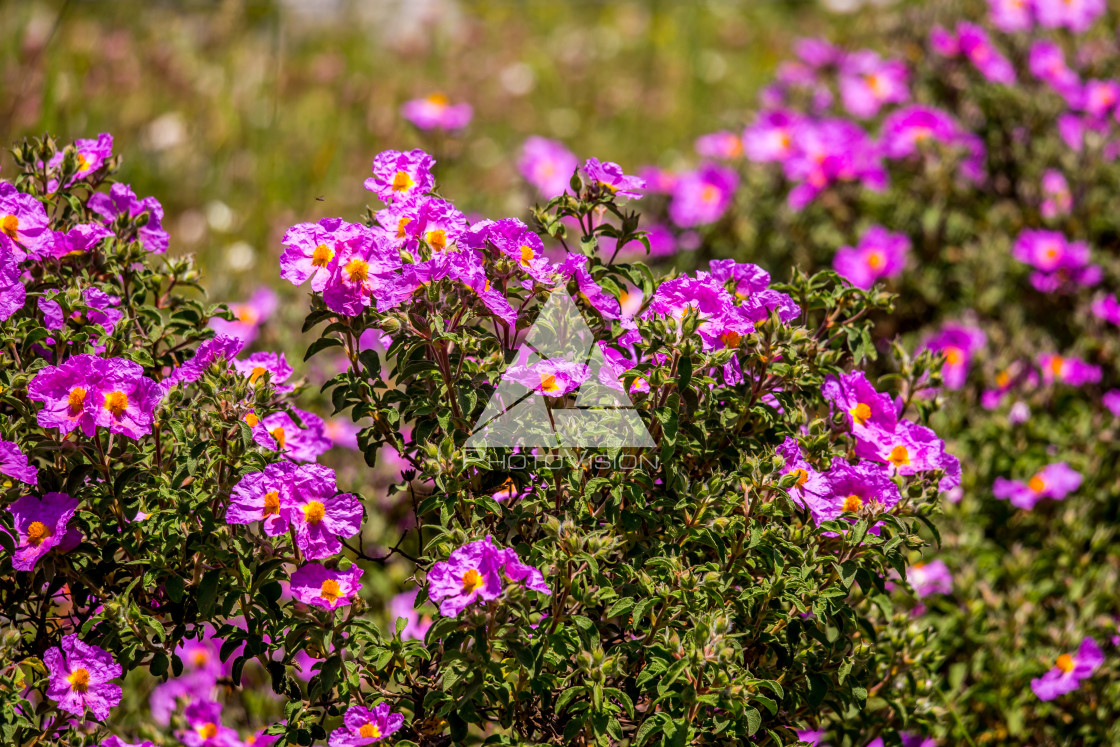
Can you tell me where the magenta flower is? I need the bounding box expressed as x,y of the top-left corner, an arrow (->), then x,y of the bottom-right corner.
822,371 -> 898,437
556,254 -> 622,319
839,50 -> 910,119
287,464 -> 363,559
1031,637 -> 1104,701
1040,170 -> 1073,219
290,563 -> 363,610
505,357 -> 590,398
668,164 -> 738,228
227,461 -> 296,536
281,218 -> 368,292
233,351 -> 294,390
328,702 -> 404,747
743,110 -> 804,163
6,492 -> 78,571
0,440 -> 37,486
833,225 -> 910,289
519,136 -> 578,199
1034,0 -> 1105,33
321,229 -> 403,317
994,462 -> 1082,510
814,459 -> 902,525
149,630 -> 228,724
102,737 -> 155,747
794,37 -> 843,68
364,149 -> 436,204
1,182 -> 53,261
1012,230 -> 1100,293
46,133 -> 114,189
1093,294 -> 1120,326
389,589 -> 432,641
253,409 -> 331,463
1104,390 -> 1120,417
921,322 -> 987,390
401,93 -> 472,131
169,335 -> 245,385
855,419 -> 961,491
44,634 -> 122,721
324,419 -> 360,450
880,105 -> 962,159
47,222 -> 113,259
467,217 -> 558,286
1076,79 -> 1120,120
783,118 -> 887,210
1038,353 -> 1102,386
179,700 -> 240,747
1029,42 -> 1081,98
930,25 -> 961,57
777,437 -> 830,512
694,131 -> 744,159
907,559 -> 953,599
0,241 -> 24,321
958,23 -> 1017,84
428,535 -> 551,617
409,196 -> 468,254
93,358 -> 166,439
29,354 -> 116,437
209,287 -> 279,344
88,183 -> 169,254
582,158 -> 645,199
988,0 -> 1033,32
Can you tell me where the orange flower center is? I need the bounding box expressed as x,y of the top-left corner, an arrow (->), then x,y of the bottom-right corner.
320,579 -> 343,603
271,426 -> 287,450
191,650 -> 209,667
311,243 -> 334,268
426,229 -> 447,251
888,445 -> 910,468
76,153 -> 90,172
198,723 -> 219,739
1028,475 -> 1047,493
791,468 -> 809,488
262,490 -> 280,517
519,245 -> 535,267
103,390 -> 129,417
391,170 -> 415,192
866,250 -> 886,270
26,521 -> 50,546
1056,653 -> 1075,673
996,370 -> 1011,388
944,347 -> 964,366
359,723 -> 381,739
461,568 -> 484,593
1,214 -> 18,239
236,305 -> 260,324
344,258 -> 369,283
249,366 -> 269,384
849,402 -> 872,426
302,500 -> 326,524
1049,356 -> 1064,376
244,412 -> 260,427
700,184 -> 720,204
539,373 -> 560,394
426,92 -> 449,106
67,387 -> 87,415
720,330 -> 741,348
842,494 -> 863,513
67,668 -> 90,693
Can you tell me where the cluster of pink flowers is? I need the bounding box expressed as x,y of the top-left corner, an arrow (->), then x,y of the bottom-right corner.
428,535 -> 551,617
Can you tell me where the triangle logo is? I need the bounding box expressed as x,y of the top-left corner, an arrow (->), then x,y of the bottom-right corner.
465,290 -> 655,450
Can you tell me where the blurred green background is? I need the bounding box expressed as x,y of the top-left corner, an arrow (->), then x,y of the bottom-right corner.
0,0 -> 863,301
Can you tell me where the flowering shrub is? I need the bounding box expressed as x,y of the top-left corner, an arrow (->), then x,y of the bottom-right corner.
0,131 -> 957,746
619,0 -> 1120,743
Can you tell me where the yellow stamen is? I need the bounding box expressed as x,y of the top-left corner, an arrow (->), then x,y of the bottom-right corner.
191,650 -> 209,667
302,500 -> 326,524
1056,653 -> 1075,674
888,445 -> 910,468
320,579 -> 343,603
344,258 -> 369,283
396,216 -> 412,239
26,521 -> 50,547
311,243 -> 334,268
461,568 -> 484,594
866,250 -> 886,270
391,170 -> 415,193
262,490 -> 280,518
76,153 -> 90,172
700,184 -> 719,203
1049,356 -> 1064,376
271,426 -> 286,450
67,387 -> 87,416
426,229 -> 447,251
103,390 -> 129,418
842,494 -> 863,513
244,412 -> 259,427
849,402 -> 872,426
426,93 -> 449,106
359,723 -> 382,739
539,373 -> 560,394
197,723 -> 219,739
519,245 -> 535,267
791,468 -> 809,488
719,330 -> 741,348
1,214 -> 18,239
67,668 -> 90,693
249,366 -> 268,383
944,347 -> 964,366
1028,475 -> 1046,493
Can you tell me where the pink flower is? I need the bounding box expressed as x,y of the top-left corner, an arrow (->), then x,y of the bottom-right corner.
1029,42 -> 1081,98
988,0 -> 1033,32
994,462 -> 1082,510
1031,637 -> 1104,701
743,110 -> 804,163
29,354 -> 164,439
1034,0 -> 1105,33
428,535 -> 550,617
0,181 -> 53,261
233,352 -> 294,391
252,409 -> 332,463
287,464 -> 363,559
833,225 -> 910,289
907,559 -> 953,599
1040,170 -> 1073,219
958,23 -> 1017,85
668,164 -> 739,228
6,492 -> 79,571
1090,294 -> 1120,326
1038,353 -> 1102,386
209,287 -> 279,344
839,50 -> 910,119
0,439 -> 38,486
401,93 -> 472,131
921,322 -> 986,390
389,589 -> 432,641
281,218 -> 369,292
582,158 -> 645,199
1012,230 -> 1100,293
328,703 -> 404,747
694,131 -> 744,159
519,137 -> 578,199
289,562 -> 364,610
46,133 -> 114,190
364,149 -> 436,204
88,182 -> 170,254
44,634 -> 122,721
227,461 -> 297,536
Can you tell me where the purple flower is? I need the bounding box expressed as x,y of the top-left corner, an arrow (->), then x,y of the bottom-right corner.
1034,0 -> 1105,33
556,254 -> 622,319
833,225 -> 910,289
0,439 -> 38,486
253,409 -> 331,463
921,322 -> 986,390
1038,353 -> 1102,386
389,589 -> 432,641
169,335 -> 245,385
839,51 -> 910,119
328,703 -> 404,747
1029,42 -> 1081,98
783,118 -> 886,210
48,223 -> 113,259
322,229 -> 403,317
582,158 -> 645,199
930,25 -> 961,57
233,351 -> 294,390
1040,170 -> 1073,219
287,463 -> 363,559
1031,637 -> 1104,701
668,164 -> 738,228
364,149 -> 436,204
907,559 -> 953,599
467,217 -> 558,286
694,131 -> 744,159
149,631 -> 227,724
6,492 -> 79,571
994,462 -> 1082,510
428,535 -> 550,617
209,287 -> 279,344
855,419 -> 961,491
29,354 -> 164,439
401,93 -> 472,131
179,700 -> 241,747
1058,113 -> 1086,151
519,137 -> 578,199
290,563 -> 363,610
227,461 -> 297,536
281,218 -> 369,291
958,23 -> 1017,85
988,0 -> 1033,32
46,133 -> 114,189
821,371 -> 898,436
1075,79 -> 1120,120
814,459 -> 902,525
0,182 -> 53,261
102,737 -> 155,747
777,437 -> 830,512
94,358 -> 166,439
88,183 -> 169,254
880,105 -> 961,159
743,110 -> 803,163
794,37 -> 842,68
1012,230 -> 1100,293
1104,390 -> 1120,417
44,634 -> 122,721
796,730 -> 826,747
505,357 -> 590,398
0,240 -> 25,321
